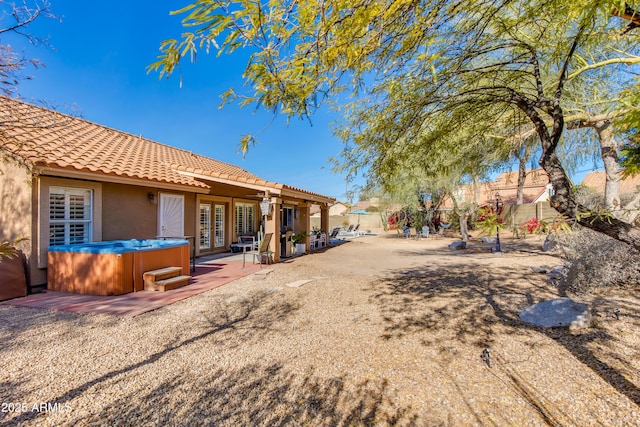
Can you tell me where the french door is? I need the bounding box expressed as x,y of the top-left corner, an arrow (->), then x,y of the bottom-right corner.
214,204 -> 225,248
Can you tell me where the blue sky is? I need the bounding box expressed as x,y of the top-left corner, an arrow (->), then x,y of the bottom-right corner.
7,0 -> 359,200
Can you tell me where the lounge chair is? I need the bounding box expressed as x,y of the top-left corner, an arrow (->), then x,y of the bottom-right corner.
418,226 -> 430,239
328,227 -> 342,244
339,224 -> 355,236
253,233 -> 273,266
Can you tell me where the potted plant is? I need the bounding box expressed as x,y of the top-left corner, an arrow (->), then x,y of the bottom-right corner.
291,231 -> 308,254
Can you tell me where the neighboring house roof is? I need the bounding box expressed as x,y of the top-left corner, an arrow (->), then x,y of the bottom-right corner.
1,97 -> 333,203
439,169 -> 550,209
352,200 -> 371,211
581,171 -> 640,195
310,201 -> 349,216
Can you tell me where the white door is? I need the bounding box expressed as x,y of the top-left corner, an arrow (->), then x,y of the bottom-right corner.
158,193 -> 184,237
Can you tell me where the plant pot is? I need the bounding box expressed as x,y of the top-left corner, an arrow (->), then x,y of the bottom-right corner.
295,243 -> 306,254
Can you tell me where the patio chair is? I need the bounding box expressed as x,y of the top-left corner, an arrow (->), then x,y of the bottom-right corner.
418,226 -> 430,240
239,235 -> 257,250
253,233 -> 273,266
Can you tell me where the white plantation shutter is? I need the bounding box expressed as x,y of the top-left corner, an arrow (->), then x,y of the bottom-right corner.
49,187 -> 92,246
235,203 -> 256,235
235,204 -> 243,235
246,205 -> 255,234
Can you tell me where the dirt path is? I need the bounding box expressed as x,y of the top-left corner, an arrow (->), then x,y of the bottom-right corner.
1,233 -> 638,426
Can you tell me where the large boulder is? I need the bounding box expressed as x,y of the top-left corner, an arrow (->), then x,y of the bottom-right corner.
519,298 -> 590,329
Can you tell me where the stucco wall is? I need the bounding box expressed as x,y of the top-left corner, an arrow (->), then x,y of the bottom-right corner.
102,183 -> 160,239
0,161 -> 32,247
311,212 -> 387,233
101,184 -> 198,240
502,202 -> 558,228
0,161 -> 32,283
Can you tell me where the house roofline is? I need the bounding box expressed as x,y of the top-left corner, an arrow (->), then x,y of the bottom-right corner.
38,167 -> 210,194
173,166 -> 335,205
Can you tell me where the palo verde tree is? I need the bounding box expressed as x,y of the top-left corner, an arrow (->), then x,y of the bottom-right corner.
151,0 -> 640,249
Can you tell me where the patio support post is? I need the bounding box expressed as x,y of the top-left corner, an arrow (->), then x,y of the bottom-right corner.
267,197 -> 282,261
320,205 -> 330,236
299,201 -> 311,251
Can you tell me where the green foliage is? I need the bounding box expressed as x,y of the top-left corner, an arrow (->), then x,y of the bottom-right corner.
620,142 -> 640,177
518,217 -> 572,237
291,231 -> 308,245
474,206 -> 506,237
0,238 -> 26,262
150,0 -> 640,246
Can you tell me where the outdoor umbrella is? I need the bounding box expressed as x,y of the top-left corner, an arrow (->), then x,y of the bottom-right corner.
347,209 -> 369,224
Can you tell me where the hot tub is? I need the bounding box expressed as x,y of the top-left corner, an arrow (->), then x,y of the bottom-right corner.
47,239 -> 190,295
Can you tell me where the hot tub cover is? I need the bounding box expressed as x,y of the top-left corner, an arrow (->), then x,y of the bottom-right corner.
48,239 -> 189,254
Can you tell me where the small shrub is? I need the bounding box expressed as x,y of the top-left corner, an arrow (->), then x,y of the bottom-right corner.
475,206 -> 504,236
518,217 -> 571,238
553,228 -> 640,295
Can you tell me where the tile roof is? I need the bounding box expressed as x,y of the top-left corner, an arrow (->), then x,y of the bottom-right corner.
1,97 -> 333,201
581,171 -> 640,195
439,169 -> 550,209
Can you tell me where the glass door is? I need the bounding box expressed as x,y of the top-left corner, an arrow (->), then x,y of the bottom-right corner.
199,204 -> 211,251
214,204 -> 225,248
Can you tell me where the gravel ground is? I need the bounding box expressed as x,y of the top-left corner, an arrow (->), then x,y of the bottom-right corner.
1,233 -> 639,426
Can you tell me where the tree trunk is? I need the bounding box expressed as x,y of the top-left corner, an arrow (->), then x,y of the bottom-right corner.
459,213 -> 469,242
595,120 -> 621,212
539,133 -> 640,251
514,144 -> 532,205
472,174 -> 480,206
517,156 -> 526,205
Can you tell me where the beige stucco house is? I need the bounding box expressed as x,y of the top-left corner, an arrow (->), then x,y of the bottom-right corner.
440,169 -> 551,210
0,97 -> 334,288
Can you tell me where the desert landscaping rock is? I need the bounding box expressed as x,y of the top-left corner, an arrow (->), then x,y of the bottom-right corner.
448,241 -> 467,250
531,265 -> 550,274
519,297 -> 591,328
1,232 -> 638,426
285,279 -> 313,288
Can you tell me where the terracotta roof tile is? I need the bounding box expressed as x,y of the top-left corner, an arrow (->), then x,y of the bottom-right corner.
581,171 -> 640,195
439,169 -> 550,209
0,97 -> 295,193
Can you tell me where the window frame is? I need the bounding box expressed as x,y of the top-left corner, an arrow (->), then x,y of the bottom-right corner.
48,186 -> 93,247
234,202 -> 256,236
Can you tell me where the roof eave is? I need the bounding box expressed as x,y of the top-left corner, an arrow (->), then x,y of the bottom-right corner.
37,166 -> 211,194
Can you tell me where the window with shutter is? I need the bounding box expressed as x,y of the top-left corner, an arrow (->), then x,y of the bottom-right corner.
234,203 -> 256,236
49,187 -> 92,246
